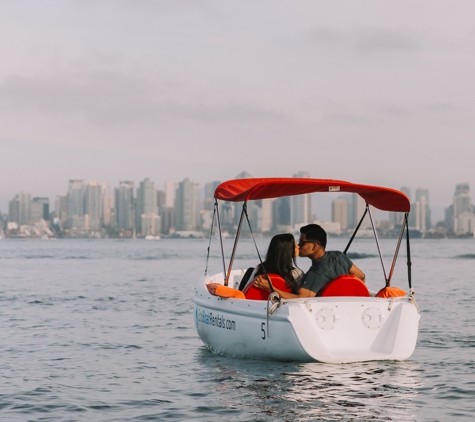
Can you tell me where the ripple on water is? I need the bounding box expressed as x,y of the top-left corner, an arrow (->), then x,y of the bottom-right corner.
453,254 -> 475,259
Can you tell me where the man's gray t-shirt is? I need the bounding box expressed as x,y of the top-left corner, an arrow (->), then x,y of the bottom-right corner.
300,251 -> 353,295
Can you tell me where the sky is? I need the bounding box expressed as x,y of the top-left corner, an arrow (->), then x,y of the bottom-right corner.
1,1 -> 474,221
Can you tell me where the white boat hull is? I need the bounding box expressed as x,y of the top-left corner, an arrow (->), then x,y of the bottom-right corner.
194,271 -> 420,364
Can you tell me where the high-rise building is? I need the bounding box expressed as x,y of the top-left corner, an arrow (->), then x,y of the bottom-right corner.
235,171 -> 252,179
219,201 -> 235,232
85,181 -> 103,230
165,181 -> 177,208
101,184 -> 114,228
160,207 -> 176,235
29,197 -> 49,223
411,187 -> 431,232
115,181 -> 135,231
136,178 -> 158,233
67,180 -> 85,228
204,181 -> 221,211
18,192 -> 32,225
332,199 -> 347,232
160,182 -> 177,234
273,197 -> 291,231
141,213 -> 161,236
390,186 -> 411,229
175,178 -> 199,231
291,171 -> 312,229
156,190 -> 166,210
338,194 -> 354,229
453,183 -> 472,216
259,199 -> 274,233
55,194 -> 68,228
353,194 -> 371,230
448,183 -> 475,235
8,196 -> 20,224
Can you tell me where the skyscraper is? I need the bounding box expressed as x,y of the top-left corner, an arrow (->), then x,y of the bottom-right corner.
412,187 -> 431,232
101,184 -> 114,228
339,194 -> 354,229
332,199 -> 347,232
161,182 -> 177,234
29,197 -> 49,223
291,171 -> 312,229
259,199 -> 274,233
136,178 -> 158,234
353,194 -> 371,230
273,197 -> 291,231
67,180 -> 85,228
453,183 -> 472,216
165,181 -> 177,208
55,194 -> 68,228
18,192 -> 32,225
85,181 -> 103,230
8,196 -> 20,224
175,178 -> 199,231
115,181 -> 135,231
448,183 -> 475,235
7,193 -> 30,226
204,181 -> 221,211
390,186 -> 411,229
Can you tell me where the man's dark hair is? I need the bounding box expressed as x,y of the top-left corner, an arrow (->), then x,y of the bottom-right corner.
300,224 -> 327,248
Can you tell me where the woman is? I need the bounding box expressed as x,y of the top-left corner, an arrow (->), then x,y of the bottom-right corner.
243,233 -> 303,299
206,233 -> 303,300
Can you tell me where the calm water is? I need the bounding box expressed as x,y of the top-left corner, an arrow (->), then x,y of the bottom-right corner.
0,237 -> 474,421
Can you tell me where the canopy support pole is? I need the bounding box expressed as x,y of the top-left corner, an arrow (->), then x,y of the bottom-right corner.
386,214 -> 407,286
343,206 -> 368,254
225,203 -> 246,286
204,204 -> 216,276
214,199 -> 227,284
367,204 -> 388,284
405,213 -> 412,289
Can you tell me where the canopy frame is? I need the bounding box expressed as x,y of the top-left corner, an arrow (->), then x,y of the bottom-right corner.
211,178 -> 412,290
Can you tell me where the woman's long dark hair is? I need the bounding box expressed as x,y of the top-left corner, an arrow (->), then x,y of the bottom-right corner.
255,233 -> 299,293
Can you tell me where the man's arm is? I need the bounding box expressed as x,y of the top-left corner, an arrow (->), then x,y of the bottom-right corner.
349,264 -> 366,283
252,276 -> 316,298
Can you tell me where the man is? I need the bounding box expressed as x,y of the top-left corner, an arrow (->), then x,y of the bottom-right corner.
253,224 -> 365,298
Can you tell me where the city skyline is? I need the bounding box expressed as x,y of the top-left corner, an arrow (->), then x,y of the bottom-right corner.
0,174 -> 470,223
3,175 -> 474,239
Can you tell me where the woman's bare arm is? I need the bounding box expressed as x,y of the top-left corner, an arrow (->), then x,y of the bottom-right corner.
252,276 -> 316,298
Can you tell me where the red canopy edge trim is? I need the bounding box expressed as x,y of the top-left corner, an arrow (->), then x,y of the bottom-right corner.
214,178 -> 410,212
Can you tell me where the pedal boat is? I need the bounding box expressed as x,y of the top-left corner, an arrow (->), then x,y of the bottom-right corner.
194,178 -> 420,363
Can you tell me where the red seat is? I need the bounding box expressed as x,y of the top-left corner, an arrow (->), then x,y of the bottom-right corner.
317,275 -> 370,297
245,273 -> 292,300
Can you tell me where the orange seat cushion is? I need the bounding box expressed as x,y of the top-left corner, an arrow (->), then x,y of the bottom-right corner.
245,273 -> 292,300
214,285 -> 246,299
375,286 -> 406,298
317,275 -> 370,297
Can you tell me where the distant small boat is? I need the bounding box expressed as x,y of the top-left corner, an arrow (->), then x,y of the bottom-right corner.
145,235 -> 160,240
194,178 -> 420,364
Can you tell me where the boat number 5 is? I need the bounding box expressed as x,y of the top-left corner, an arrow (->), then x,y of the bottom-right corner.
261,322 -> 266,340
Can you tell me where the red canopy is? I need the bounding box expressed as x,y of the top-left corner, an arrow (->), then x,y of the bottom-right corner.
214,178 -> 410,212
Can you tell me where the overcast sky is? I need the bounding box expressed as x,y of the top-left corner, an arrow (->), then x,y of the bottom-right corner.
1,1 -> 474,219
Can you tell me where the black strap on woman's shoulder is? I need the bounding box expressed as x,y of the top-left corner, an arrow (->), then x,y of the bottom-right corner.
238,267 -> 255,291
243,203 -> 274,293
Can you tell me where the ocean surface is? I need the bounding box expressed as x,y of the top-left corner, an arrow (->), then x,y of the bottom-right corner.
0,237 -> 474,421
